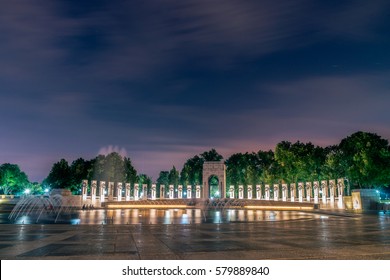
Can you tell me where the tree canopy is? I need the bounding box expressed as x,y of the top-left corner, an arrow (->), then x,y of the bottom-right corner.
0,163 -> 30,194
2,131 -> 390,194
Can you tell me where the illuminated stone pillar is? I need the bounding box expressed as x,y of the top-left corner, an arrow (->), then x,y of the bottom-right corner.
142,184 -> 147,200
282,184 -> 288,201
238,185 -> 244,199
134,184 -> 139,200
337,178 -> 344,199
256,185 -> 261,200
99,181 -> 106,203
178,185 -> 183,199
273,184 -> 279,201
313,181 -> 319,204
229,185 -> 235,198
125,183 -> 130,201
151,184 -> 156,200
196,185 -> 201,198
337,178 -> 344,208
108,182 -> 114,201
187,185 -> 192,199
329,180 -> 335,202
290,183 -> 296,202
321,180 -> 327,203
82,180 -> 88,202
91,180 -> 97,203
169,185 -> 174,199
117,182 -> 122,202
305,182 -> 312,202
247,185 -> 253,199
298,182 -> 304,202
265,184 -> 270,200
160,185 -> 165,199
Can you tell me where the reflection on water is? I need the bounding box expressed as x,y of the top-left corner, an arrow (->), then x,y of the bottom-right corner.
2,209 -> 323,225
1,208 -> 324,225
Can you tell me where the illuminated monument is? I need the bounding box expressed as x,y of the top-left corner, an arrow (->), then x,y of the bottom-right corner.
202,161 -> 226,199
80,161 -> 353,210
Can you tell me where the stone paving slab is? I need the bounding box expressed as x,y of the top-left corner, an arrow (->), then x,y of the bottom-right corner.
0,212 -> 389,260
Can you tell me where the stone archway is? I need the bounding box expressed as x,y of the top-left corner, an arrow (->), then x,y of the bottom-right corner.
208,175 -> 220,198
202,161 -> 226,198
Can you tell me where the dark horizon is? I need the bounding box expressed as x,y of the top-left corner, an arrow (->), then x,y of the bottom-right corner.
1,1 -> 390,182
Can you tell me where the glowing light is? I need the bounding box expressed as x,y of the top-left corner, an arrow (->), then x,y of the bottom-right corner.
24,189 -> 30,194
44,188 -> 49,193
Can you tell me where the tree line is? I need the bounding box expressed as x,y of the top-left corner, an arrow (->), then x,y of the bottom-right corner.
1,131 -> 390,195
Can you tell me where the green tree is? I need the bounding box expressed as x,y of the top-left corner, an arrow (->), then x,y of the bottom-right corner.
137,173 -> 152,197
124,157 -> 137,184
225,152 -> 262,192
69,158 -> 92,193
274,141 -> 325,183
44,159 -> 71,189
168,166 -> 179,186
201,148 -> 223,161
180,155 -> 203,186
322,145 -> 346,179
257,150 -> 279,183
30,182 -> 43,195
156,171 -> 169,186
91,153 -> 126,182
338,131 -> 390,188
0,163 -> 30,194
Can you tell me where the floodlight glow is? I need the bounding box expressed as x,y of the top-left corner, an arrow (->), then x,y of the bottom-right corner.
216,191 -> 220,196
44,188 -> 49,193
24,189 -> 30,194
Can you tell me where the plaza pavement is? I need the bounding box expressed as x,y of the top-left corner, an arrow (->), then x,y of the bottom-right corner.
0,210 -> 389,260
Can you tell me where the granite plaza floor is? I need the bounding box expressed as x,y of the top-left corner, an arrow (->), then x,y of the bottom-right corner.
0,211 -> 389,260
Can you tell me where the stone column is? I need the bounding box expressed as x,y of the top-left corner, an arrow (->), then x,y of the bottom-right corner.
265,184 -> 270,200
125,183 -> 131,201
337,178 -> 345,208
187,185 -> 192,199
329,180 -> 335,202
282,184 -> 288,201
273,184 -> 279,201
151,184 -> 156,200
178,185 -> 183,199
238,185 -> 244,199
142,184 -> 147,200
99,181 -> 106,203
247,185 -> 253,199
229,185 -> 235,198
320,180 -> 327,203
108,182 -> 114,201
313,181 -> 319,204
117,182 -> 122,202
91,180 -> 97,203
337,178 -> 344,199
160,185 -> 165,199
169,185 -> 174,199
298,182 -> 304,202
134,184 -> 139,200
305,182 -> 312,202
290,183 -> 296,202
82,180 -> 88,202
256,185 -> 261,200
196,185 -> 201,198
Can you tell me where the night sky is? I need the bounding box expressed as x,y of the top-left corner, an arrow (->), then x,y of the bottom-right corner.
1,0 -> 390,182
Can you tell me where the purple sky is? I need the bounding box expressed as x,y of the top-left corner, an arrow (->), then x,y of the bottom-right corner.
1,0 -> 390,182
